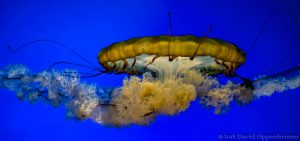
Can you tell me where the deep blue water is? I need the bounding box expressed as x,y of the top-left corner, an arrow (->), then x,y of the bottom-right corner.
0,0 -> 300,141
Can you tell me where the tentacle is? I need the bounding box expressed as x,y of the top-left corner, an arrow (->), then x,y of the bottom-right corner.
144,56 -> 159,71
48,61 -> 102,72
7,39 -> 98,68
166,0 -> 174,62
128,58 -> 137,74
190,25 -> 212,60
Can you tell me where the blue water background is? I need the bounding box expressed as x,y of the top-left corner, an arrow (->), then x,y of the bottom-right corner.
0,0 -> 300,140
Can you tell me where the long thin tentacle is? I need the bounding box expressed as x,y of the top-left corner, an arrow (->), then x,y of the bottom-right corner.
167,0 -> 174,61
48,61 -> 102,72
190,25 -> 212,60
7,39 -> 98,68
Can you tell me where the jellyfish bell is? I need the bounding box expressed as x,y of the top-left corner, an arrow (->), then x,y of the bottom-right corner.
97,35 -> 246,80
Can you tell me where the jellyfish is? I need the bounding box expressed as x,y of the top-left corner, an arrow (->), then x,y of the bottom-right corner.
1,2 -> 299,126
1,33 -> 300,126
